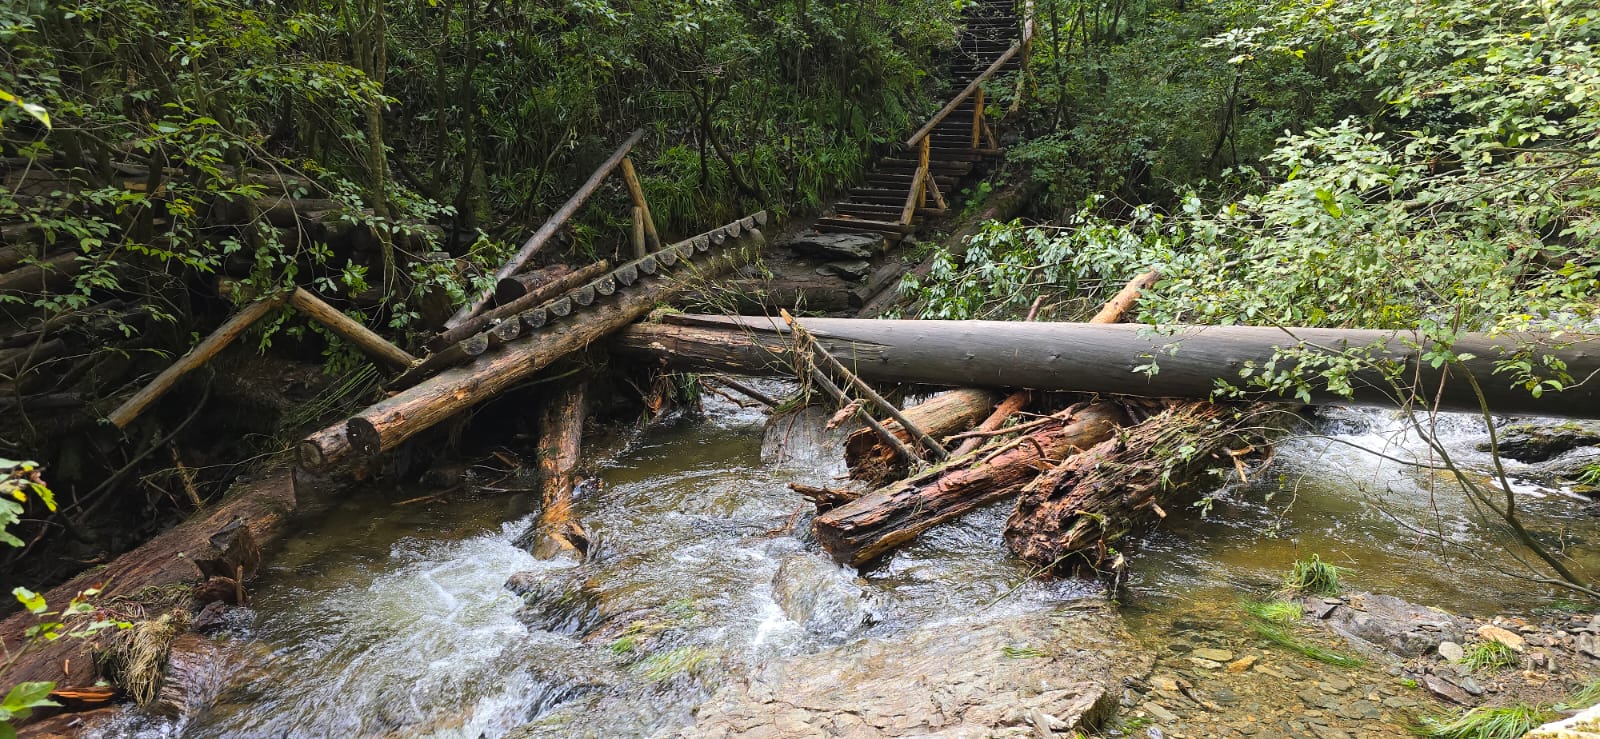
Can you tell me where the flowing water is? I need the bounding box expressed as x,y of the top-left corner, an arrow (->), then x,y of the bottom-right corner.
94,390 -> 1600,738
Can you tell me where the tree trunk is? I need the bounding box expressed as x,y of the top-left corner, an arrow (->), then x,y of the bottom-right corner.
302,218 -> 763,470
530,378 -> 589,558
814,402 -> 1128,567
0,469 -> 298,698
843,388 -> 999,482
431,260 -> 609,351
1004,401 -> 1297,571
493,264 -> 575,306
611,316 -> 1600,418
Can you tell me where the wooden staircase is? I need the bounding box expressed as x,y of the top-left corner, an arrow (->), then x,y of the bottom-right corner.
813,0 -> 1027,243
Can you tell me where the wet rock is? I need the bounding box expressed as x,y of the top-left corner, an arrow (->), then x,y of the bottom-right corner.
817,260 -> 873,281
1421,674 -> 1473,705
770,553 -> 876,641
1455,675 -> 1484,696
1321,593 -> 1467,657
785,232 -> 883,260
508,570 -> 605,635
1437,641 -> 1465,662
1143,702 -> 1179,723
681,603 -> 1150,737
1481,421 -> 1600,462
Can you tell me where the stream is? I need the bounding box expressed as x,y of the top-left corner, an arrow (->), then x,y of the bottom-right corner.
93,388 -> 1600,738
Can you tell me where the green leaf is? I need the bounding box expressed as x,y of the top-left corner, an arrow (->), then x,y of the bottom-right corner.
11,587 -> 45,615
1,681 -> 59,722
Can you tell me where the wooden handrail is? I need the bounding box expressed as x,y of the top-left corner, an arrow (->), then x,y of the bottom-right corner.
445,128 -> 646,329
903,42 -> 1021,148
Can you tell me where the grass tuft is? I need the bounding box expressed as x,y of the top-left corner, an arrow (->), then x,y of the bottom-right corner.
1240,599 -> 1362,668
1556,678 -> 1600,711
1284,554 -> 1344,596
1458,640 -> 1519,673
1411,704 -> 1549,739
1242,599 -> 1304,625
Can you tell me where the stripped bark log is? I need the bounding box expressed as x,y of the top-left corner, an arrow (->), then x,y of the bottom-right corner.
302,220 -> 762,470
107,293 -> 289,428
446,129 -> 643,327
388,332 -> 490,389
844,388 -> 998,482
1004,402 -> 1298,571
288,288 -> 416,369
814,402 -> 1128,567
610,317 -> 1600,418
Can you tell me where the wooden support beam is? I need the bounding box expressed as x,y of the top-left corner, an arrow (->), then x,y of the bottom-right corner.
620,157 -> 661,252
108,293 -> 289,428
971,87 -> 985,150
288,288 -> 416,370
445,129 -> 645,329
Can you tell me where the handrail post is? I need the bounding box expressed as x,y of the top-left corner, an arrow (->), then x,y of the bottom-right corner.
970,87 -> 985,151
900,141 -> 925,225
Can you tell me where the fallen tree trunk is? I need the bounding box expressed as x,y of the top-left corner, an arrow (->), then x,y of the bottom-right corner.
611,317 -> 1600,418
0,252 -> 81,295
843,388 -> 998,482
0,468 -> 297,699
107,293 -> 290,428
815,402 -> 1128,567
1005,401 -> 1297,571
302,217 -> 763,469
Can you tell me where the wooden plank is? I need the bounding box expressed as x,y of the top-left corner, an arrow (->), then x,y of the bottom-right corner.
108,294 -> 289,428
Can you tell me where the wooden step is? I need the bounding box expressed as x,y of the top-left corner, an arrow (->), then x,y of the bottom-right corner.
815,218 -> 914,237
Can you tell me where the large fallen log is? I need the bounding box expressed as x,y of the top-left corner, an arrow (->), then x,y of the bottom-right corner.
843,388 -> 999,482
1005,401 -> 1297,571
0,468 -> 297,702
815,402 -> 1128,567
299,217 -> 764,469
611,317 -> 1600,418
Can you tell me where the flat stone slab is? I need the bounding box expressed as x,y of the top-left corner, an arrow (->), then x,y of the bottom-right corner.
679,603 -> 1150,737
785,232 -> 883,260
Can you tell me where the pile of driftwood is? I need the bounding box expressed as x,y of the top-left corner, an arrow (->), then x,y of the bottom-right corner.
615,274 -> 1600,572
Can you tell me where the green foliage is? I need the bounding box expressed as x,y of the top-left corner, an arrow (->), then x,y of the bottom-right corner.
0,681 -> 59,734
1458,641 -> 1520,673
1411,704 -> 1550,739
633,646 -> 714,681
0,460 -> 53,548
1284,554 -> 1343,597
1556,679 -> 1600,711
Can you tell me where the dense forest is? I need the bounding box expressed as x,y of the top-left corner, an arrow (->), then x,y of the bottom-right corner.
2,0 -> 1598,735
